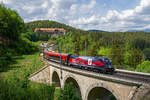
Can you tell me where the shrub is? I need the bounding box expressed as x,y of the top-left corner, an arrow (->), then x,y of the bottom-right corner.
98,47 -> 111,57
58,83 -> 81,100
136,61 -> 150,73
0,79 -> 55,100
143,48 -> 150,60
0,4 -> 24,41
129,48 -> 145,68
124,52 -> 131,65
110,44 -> 124,67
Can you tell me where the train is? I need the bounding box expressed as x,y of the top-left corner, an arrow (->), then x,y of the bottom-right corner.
43,49 -> 114,74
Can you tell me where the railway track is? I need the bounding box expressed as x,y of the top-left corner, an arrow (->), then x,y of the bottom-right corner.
44,58 -> 150,85
114,69 -> 150,84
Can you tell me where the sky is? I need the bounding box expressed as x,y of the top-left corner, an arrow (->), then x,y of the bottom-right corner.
1,0 -> 150,31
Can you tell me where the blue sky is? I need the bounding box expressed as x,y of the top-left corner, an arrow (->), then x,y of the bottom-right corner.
1,0 -> 150,31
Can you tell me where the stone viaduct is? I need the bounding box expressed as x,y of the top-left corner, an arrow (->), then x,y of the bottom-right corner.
29,61 -> 150,100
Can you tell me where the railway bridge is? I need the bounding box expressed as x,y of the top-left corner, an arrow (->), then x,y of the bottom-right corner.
29,60 -> 150,100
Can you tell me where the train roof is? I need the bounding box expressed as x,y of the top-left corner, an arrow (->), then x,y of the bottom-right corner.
72,55 -> 108,58
44,49 -> 69,55
71,55 -> 111,60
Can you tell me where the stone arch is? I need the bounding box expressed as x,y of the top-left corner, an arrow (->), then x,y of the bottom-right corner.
85,83 -> 120,100
64,74 -> 82,99
52,71 -> 61,88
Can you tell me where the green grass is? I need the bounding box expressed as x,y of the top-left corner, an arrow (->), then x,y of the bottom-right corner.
54,88 -> 61,100
2,53 -> 44,79
0,52 -> 58,100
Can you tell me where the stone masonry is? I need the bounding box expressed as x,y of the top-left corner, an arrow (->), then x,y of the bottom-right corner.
29,65 -> 50,84
29,62 -> 150,100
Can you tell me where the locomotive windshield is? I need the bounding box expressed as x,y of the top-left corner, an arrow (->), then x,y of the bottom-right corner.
104,58 -> 112,65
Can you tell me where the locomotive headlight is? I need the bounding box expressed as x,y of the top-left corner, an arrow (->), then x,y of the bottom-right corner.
110,59 -> 112,62
108,65 -> 112,68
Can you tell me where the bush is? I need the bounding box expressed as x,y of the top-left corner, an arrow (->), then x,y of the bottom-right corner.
110,44 -> 124,66
10,37 -> 38,54
0,47 -> 14,71
136,61 -> 150,73
129,48 -> 144,68
0,79 -> 26,100
124,52 -> 131,65
58,83 -> 81,100
143,48 -> 150,60
0,4 -> 24,41
0,79 -> 55,100
0,52 -> 55,100
98,47 -> 111,57
22,32 -> 39,42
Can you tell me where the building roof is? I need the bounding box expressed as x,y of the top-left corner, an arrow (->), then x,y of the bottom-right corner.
34,28 -> 66,33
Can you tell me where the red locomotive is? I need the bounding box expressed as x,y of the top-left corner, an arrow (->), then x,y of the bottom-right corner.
43,49 -> 114,74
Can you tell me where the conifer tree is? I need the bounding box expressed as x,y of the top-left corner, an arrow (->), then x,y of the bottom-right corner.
110,43 -> 124,68
129,48 -> 144,68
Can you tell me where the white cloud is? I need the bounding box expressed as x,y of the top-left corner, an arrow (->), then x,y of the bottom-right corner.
96,0 -> 150,31
0,0 -> 11,4
22,5 -> 36,14
41,1 -> 49,9
80,0 -> 96,10
143,24 -> 150,29
67,0 -> 150,31
69,15 -> 99,25
1,0 -> 150,31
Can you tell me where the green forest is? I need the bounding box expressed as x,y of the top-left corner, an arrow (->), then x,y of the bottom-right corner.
56,31 -> 150,72
0,3 -> 150,100
24,20 -> 150,73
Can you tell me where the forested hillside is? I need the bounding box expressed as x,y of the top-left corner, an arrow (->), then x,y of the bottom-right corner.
25,20 -> 78,32
23,20 -> 81,41
22,18 -> 150,73
57,31 -> 150,72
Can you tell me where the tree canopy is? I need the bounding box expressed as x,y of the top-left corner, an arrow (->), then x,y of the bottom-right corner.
0,4 -> 24,41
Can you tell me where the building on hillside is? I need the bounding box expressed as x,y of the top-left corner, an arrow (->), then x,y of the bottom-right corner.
34,28 -> 67,37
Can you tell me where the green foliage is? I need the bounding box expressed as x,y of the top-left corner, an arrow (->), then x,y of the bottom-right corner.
110,95 -> 117,100
25,20 -> 77,33
129,48 -> 145,68
132,38 -> 150,50
24,20 -> 78,42
89,42 -> 99,56
110,44 -> 124,67
22,32 -> 39,42
58,83 -> 81,100
0,4 -> 38,69
124,52 -> 131,65
15,37 -> 38,54
136,61 -> 150,73
98,47 -> 111,57
0,79 -> 55,100
54,89 -> 61,100
143,48 -> 150,60
55,30 -> 150,71
72,32 -> 81,55
0,4 -> 24,41
0,49 -> 13,71
0,53 -> 55,100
